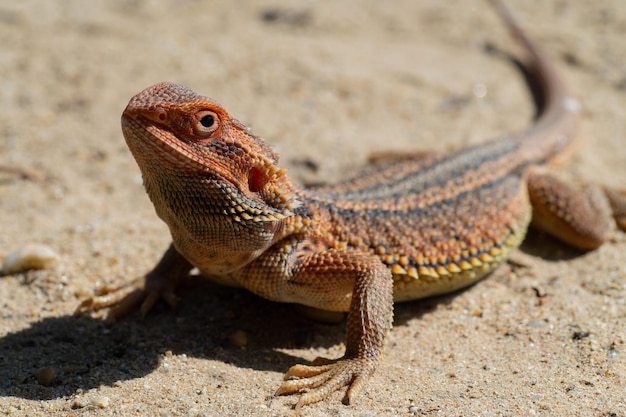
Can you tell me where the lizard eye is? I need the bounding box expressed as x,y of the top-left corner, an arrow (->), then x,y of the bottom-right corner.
193,110 -> 219,137
200,114 -> 214,127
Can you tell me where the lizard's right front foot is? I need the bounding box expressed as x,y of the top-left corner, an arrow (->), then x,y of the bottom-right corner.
75,243 -> 192,321
75,273 -> 179,321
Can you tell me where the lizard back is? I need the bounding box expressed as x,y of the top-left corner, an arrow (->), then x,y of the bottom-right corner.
296,4 -> 582,300
303,135 -> 533,300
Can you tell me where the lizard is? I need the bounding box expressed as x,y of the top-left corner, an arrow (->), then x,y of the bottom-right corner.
77,0 -> 626,410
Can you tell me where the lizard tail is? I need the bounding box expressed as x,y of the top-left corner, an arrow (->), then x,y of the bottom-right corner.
488,0 -> 581,163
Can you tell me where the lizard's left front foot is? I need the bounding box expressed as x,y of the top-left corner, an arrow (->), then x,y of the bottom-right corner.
272,249 -> 393,409
276,356 -> 375,409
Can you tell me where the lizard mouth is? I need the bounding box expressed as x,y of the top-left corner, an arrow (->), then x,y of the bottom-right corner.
121,112 -> 301,221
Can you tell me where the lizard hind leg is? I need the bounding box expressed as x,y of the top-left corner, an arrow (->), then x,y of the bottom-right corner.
604,187 -> 626,231
527,170 -> 612,250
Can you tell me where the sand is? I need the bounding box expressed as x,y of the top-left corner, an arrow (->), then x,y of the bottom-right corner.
1,1 -> 625,416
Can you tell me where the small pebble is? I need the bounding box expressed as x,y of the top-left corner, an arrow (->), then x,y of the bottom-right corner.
228,330 -> 248,347
92,396 -> 110,408
34,366 -> 55,386
2,244 -> 58,274
71,397 -> 90,409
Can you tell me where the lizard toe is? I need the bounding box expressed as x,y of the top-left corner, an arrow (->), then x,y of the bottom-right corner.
140,287 -> 179,317
75,277 -> 145,321
276,357 -> 375,409
75,274 -> 180,321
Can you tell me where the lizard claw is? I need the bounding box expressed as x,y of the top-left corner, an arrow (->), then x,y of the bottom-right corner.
140,286 -> 179,317
275,357 -> 375,410
75,244 -> 190,321
75,277 -> 140,320
75,275 -> 179,322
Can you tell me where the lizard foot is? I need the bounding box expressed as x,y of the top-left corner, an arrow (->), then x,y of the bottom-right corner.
76,244 -> 192,321
275,356 -> 375,410
75,275 -> 179,322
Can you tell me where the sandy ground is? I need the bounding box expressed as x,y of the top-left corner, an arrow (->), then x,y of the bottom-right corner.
1,1 -> 626,416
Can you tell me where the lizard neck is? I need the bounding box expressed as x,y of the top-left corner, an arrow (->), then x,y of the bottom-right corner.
139,158 -> 314,274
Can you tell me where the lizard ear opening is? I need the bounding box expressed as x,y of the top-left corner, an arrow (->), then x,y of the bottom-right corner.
248,166 -> 269,193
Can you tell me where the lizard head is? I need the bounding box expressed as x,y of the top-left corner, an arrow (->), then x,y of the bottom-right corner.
122,82 -> 303,224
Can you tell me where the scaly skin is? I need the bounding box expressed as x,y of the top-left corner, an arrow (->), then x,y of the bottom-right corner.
77,1 -> 626,410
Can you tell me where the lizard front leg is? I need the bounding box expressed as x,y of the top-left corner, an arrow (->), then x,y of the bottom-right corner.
76,243 -> 192,320
247,247 -> 394,409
